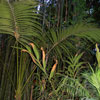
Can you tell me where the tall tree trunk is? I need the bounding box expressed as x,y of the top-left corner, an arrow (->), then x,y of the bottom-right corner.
65,0 -> 68,22
61,0 -> 64,26
57,0 -> 61,27
41,0 -> 46,30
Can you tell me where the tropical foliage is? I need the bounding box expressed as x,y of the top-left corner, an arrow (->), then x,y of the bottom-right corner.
0,0 -> 100,100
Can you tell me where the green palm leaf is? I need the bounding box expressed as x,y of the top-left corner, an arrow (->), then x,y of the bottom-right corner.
0,0 -> 42,43
46,23 -> 100,63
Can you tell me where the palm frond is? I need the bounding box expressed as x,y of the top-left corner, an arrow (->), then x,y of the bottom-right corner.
0,0 -> 42,43
56,75 -> 90,98
46,23 -> 100,58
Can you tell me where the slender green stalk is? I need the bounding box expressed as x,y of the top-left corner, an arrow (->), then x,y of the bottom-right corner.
17,42 -> 19,89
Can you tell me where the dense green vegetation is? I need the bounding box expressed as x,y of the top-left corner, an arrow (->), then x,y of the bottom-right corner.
0,0 -> 100,100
